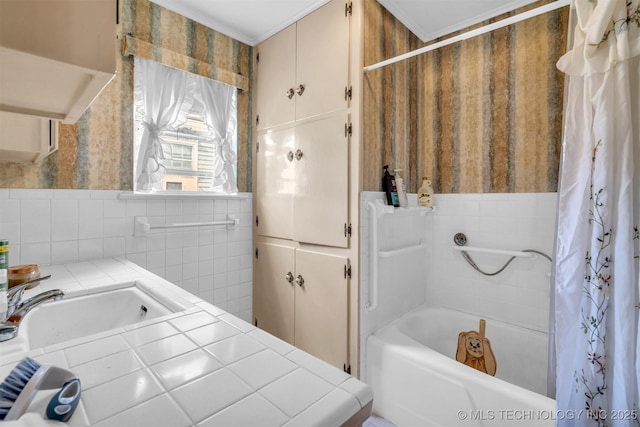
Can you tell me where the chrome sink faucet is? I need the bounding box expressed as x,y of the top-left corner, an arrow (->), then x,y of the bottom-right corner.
0,275 -> 64,342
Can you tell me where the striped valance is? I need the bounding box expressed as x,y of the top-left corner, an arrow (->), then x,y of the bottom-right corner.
121,34 -> 248,92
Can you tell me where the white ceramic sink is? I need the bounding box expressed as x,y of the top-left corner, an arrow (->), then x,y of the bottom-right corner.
20,286 -> 174,349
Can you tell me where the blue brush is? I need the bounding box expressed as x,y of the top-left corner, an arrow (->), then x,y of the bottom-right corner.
0,357 -> 80,421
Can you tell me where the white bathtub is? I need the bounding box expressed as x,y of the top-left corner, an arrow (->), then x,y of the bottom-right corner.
366,306 -> 555,426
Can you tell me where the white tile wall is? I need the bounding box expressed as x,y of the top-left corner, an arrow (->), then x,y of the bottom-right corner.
428,192 -> 557,332
359,191 -> 558,375
0,189 -> 254,321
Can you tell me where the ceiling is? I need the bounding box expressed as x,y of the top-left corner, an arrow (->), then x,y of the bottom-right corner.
377,0 -> 539,42
150,0 -> 541,46
149,0 -> 331,46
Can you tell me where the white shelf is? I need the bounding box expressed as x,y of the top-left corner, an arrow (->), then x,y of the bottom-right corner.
379,243 -> 428,258
369,199 -> 435,217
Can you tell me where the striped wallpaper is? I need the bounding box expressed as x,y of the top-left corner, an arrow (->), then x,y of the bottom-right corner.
363,0 -> 569,194
0,0 -> 253,192
2,0 -> 567,195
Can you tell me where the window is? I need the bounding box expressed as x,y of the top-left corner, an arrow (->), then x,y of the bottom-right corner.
163,142 -> 195,171
165,182 -> 183,191
133,57 -> 238,194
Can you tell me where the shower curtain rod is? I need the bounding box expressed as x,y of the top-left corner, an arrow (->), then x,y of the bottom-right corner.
363,0 -> 571,73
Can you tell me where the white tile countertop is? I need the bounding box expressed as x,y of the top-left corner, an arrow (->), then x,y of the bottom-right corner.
0,258 -> 373,426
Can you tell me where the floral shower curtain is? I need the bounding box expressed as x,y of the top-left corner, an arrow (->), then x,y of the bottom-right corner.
554,0 -> 639,425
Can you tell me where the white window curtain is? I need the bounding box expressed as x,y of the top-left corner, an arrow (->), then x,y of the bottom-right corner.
133,57 -> 238,193
199,78 -> 238,194
554,0 -> 639,425
133,57 -> 196,192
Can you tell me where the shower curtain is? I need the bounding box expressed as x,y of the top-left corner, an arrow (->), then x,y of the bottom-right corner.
554,0 -> 639,425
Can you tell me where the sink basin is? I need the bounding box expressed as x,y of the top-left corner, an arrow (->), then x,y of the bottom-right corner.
20,286 -> 174,349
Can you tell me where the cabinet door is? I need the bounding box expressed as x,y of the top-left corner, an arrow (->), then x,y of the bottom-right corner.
255,24 -> 296,130
295,0 -> 349,121
255,127 -> 295,240
293,113 -> 349,247
294,249 -> 349,369
253,243 -> 295,344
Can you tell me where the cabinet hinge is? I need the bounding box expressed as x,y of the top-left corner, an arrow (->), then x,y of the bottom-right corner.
345,2 -> 352,17
255,247 -> 259,259
256,115 -> 260,126
343,363 -> 351,374
254,318 -> 258,327
344,265 -> 351,279
344,86 -> 352,101
256,141 -> 259,153
344,122 -> 352,138
255,216 -> 259,227
344,222 -> 352,238
256,52 -> 260,63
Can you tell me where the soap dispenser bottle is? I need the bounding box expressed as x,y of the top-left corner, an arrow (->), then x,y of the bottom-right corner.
382,165 -> 400,207
394,168 -> 408,208
418,177 -> 434,207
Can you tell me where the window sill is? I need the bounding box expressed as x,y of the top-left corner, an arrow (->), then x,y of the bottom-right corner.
118,191 -> 252,200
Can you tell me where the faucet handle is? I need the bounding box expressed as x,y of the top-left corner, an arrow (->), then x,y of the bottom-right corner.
7,274 -> 52,307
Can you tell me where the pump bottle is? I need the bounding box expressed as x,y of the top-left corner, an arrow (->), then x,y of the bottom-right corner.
382,165 -> 399,207
394,168 -> 408,208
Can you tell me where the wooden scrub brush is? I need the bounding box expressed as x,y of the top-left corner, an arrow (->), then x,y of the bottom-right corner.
455,318 -> 497,376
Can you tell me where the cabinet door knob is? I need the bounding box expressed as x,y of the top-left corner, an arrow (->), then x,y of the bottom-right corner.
287,151 -> 294,162
295,275 -> 305,287
295,84 -> 305,96
286,88 -> 295,99
285,272 -> 294,283
294,149 -> 303,161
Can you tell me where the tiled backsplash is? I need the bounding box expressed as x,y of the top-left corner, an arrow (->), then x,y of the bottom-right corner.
0,189 -> 253,322
360,191 -> 557,373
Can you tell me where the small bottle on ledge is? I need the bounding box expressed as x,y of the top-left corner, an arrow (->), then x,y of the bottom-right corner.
382,165 -> 399,207
418,177 -> 434,208
394,168 -> 408,208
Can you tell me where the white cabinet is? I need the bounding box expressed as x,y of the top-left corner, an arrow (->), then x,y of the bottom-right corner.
0,0 -> 116,124
255,127 -> 295,240
253,0 -> 357,373
255,25 -> 296,130
0,112 -> 58,163
295,0 -> 350,121
255,0 -> 351,248
253,242 -> 350,369
255,0 -> 349,130
293,114 -> 350,247
294,247 -> 349,369
255,113 -> 349,247
253,243 -> 295,343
